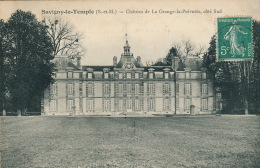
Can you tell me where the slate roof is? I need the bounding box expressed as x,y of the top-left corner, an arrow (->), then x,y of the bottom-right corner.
82,66 -> 114,71
115,59 -> 142,68
143,66 -> 173,72
181,56 -> 203,71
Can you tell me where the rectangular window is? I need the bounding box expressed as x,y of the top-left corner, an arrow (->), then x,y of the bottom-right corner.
202,84 -> 208,94
119,73 -> 123,79
68,99 -> 74,111
165,73 -> 169,79
148,98 -> 155,111
176,98 -> 179,108
67,72 -> 73,78
79,83 -> 82,97
135,73 -> 139,79
127,73 -> 131,79
184,99 -> 190,109
88,73 -> 92,79
184,83 -> 191,95
103,99 -> 110,111
202,99 -> 208,110
216,93 -> 222,99
118,99 -> 123,111
164,83 -> 170,94
202,72 -> 207,79
68,83 -> 73,95
127,84 -> 132,93
148,83 -> 154,94
86,99 -> 94,111
118,84 -> 123,94
135,99 -> 140,110
104,83 -> 109,94
135,84 -> 139,94
79,73 -> 83,79
164,98 -> 170,111
185,72 -> 191,79
50,99 -> 56,111
104,73 -> 109,79
87,83 -> 94,96
127,99 -> 132,110
51,83 -> 57,95
176,83 -> 179,94
149,72 -> 153,79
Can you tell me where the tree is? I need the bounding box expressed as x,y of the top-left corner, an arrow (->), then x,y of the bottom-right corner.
4,10 -> 54,115
203,20 -> 260,114
0,19 -> 5,113
42,17 -> 85,60
153,40 -> 205,66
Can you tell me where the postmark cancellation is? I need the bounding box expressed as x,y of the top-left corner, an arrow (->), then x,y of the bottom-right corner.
217,17 -> 253,61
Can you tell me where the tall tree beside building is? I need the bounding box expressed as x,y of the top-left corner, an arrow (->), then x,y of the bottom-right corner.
203,20 -> 260,114
4,10 -> 54,115
42,17 -> 85,59
0,19 -> 5,113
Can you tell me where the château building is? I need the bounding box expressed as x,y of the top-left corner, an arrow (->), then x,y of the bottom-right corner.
42,38 -> 221,116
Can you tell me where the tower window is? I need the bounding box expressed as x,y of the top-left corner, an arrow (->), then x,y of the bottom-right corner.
127,73 -> 131,79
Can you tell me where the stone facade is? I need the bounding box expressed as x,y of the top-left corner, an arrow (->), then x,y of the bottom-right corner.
43,40 -> 217,115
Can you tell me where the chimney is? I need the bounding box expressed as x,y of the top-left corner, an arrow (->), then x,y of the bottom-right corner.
172,57 -> 180,71
113,56 -> 117,66
77,57 -> 81,69
137,56 -> 141,64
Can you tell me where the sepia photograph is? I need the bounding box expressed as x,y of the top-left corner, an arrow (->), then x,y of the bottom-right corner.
0,0 -> 259,167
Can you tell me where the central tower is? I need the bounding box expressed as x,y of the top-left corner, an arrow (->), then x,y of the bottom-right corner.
123,34 -> 132,56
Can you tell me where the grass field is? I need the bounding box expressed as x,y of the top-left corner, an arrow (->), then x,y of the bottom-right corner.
0,115 -> 259,168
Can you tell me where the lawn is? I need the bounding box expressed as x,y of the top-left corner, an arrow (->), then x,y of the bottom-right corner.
0,115 -> 259,168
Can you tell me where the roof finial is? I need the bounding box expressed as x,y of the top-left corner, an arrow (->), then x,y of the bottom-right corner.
125,33 -> 128,45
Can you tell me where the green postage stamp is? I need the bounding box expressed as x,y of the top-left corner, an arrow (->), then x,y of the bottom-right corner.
217,17 -> 253,61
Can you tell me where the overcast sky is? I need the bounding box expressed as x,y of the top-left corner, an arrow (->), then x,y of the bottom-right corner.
1,0 -> 259,65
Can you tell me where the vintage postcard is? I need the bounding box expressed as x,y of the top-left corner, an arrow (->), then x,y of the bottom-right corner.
0,0 -> 259,168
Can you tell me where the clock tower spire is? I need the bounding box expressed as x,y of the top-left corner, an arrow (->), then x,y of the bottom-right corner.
123,34 -> 131,56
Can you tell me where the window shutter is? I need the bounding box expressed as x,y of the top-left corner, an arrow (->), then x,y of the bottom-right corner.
66,83 -> 68,97
56,83 -> 58,96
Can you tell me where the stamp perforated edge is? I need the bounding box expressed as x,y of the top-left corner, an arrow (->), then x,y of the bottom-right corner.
215,16 -> 254,62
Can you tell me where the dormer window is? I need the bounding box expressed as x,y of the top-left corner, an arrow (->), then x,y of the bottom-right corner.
163,68 -> 170,79
164,73 -> 169,79
119,73 -> 123,79
148,68 -> 155,79
67,71 -> 73,78
104,73 -> 109,79
88,73 -> 92,79
135,72 -> 139,79
127,73 -> 131,79
149,72 -> 153,79
103,68 -> 110,79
